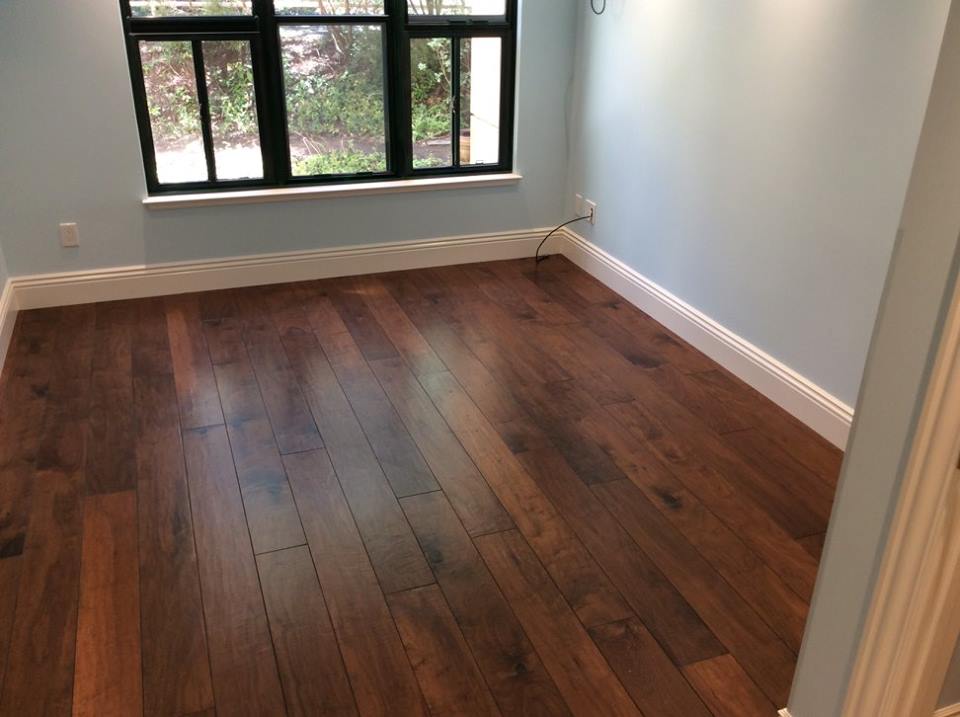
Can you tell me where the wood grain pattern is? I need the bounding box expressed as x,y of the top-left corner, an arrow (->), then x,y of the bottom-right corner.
73,491 -> 142,717
283,450 -> 427,717
135,375 -> 215,717
400,491 -> 570,716
683,654 -> 778,717
589,618 -> 712,717
475,530 -> 641,717
1,305 -> 95,716
0,257 -> 842,714
182,426 -> 287,717
165,294 -> 224,429
420,370 -> 631,628
388,585 -> 501,716
257,546 -> 357,717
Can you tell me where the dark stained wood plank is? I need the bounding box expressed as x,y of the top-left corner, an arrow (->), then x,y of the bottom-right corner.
523,270 -> 663,369
798,532 -> 827,561
484,376 -> 626,486
596,299 -> 717,375
299,285 -> 440,497
554,321 -> 827,539
369,357 -> 512,537
418,370 -> 631,628
73,490 -> 142,717
353,276 -> 446,376
134,374 -> 215,717
132,297 -> 174,378
0,557 -> 20,693
511,443 -> 724,666
328,277 -> 401,361
401,491 -> 570,717
484,260 -> 579,325
683,654 -> 778,717
724,427 -> 836,529
475,530 -> 641,717
0,305 -> 95,716
576,409 -> 808,650
594,479 -> 797,706
280,328 -> 435,593
182,425 -> 287,717
521,321 -> 633,405
86,301 -> 137,495
378,274 -> 524,424
205,319 -> 307,555
459,263 -> 539,321
257,546 -> 358,717
165,293 -> 224,429
326,330 -> 440,497
233,288 -> 323,455
647,363 -> 753,434
692,368 -> 843,484
0,309 -> 60,558
607,399 -> 820,601
388,585 -> 502,717
588,618 -> 712,717
282,450 -> 427,717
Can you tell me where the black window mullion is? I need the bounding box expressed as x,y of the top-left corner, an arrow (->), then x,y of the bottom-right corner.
191,40 -> 218,182
386,0 -> 411,177
254,0 -> 291,184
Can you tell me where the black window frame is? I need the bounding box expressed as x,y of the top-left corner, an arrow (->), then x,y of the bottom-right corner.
119,0 -> 518,195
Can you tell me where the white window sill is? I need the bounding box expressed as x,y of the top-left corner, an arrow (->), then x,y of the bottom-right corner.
142,172 -> 523,210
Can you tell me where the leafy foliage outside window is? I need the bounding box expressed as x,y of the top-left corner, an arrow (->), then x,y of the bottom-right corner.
132,0 -> 495,180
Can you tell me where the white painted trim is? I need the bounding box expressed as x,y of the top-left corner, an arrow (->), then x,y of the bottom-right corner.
935,703 -> 960,717
12,227 -> 550,310
842,250 -> 960,716
143,172 -> 523,210
0,279 -> 18,374
778,710 -> 793,717
3,223 -> 853,453
560,228 -> 853,449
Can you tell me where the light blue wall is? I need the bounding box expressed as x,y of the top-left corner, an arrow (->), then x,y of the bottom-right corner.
566,0 -> 951,406
0,0 -> 576,276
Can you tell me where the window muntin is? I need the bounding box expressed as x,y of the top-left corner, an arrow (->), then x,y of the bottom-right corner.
120,0 -> 516,194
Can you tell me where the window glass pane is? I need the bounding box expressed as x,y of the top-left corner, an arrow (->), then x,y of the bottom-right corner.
130,0 -> 251,17
274,0 -> 384,15
139,41 -> 208,184
411,37 -> 452,169
459,37 -> 500,166
407,0 -> 505,16
281,25 -> 387,177
202,41 -> 263,180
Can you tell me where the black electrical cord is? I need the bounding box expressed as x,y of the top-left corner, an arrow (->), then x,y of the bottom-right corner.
535,216 -> 592,264
590,0 -> 606,15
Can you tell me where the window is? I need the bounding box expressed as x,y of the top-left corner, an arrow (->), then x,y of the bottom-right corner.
120,0 -> 517,195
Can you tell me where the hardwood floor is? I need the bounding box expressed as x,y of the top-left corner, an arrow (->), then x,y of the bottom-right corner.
0,256 -> 842,716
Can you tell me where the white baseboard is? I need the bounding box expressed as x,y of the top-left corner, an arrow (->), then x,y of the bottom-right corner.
2,224 -> 854,449
0,279 -> 18,375
560,229 -> 853,449
12,227 -> 551,310
936,703 -> 960,717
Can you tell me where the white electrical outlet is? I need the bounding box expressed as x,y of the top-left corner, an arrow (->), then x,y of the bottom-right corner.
575,193 -> 585,215
59,222 -> 80,248
585,199 -> 598,225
